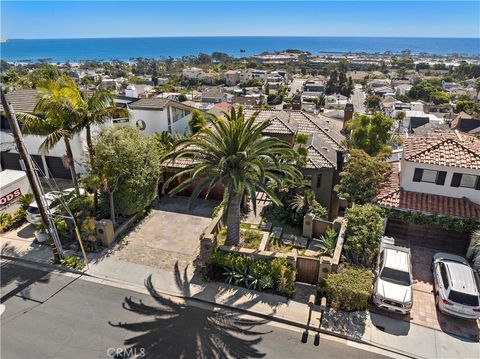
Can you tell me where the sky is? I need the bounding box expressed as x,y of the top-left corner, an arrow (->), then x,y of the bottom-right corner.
1,1 -> 479,39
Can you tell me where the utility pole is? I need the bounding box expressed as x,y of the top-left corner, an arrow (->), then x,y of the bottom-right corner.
0,88 -> 61,262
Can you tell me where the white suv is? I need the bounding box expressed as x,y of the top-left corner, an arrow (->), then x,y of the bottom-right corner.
373,237 -> 413,314
432,253 -> 480,320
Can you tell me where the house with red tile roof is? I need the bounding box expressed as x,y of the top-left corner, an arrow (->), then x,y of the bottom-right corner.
375,131 -> 480,219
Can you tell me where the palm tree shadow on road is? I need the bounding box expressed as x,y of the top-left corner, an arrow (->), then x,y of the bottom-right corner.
109,265 -> 270,358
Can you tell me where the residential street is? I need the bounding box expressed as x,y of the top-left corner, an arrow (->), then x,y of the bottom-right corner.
351,85 -> 366,114
0,261 -> 392,359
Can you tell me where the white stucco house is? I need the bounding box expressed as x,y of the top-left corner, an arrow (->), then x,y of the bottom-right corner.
127,97 -> 194,135
1,90 -> 194,179
182,67 -> 205,80
375,131 -> 480,219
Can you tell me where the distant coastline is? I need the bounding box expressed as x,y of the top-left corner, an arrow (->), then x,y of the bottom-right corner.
1,36 -> 479,62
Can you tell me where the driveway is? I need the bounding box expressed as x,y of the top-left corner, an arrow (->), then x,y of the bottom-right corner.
108,196 -> 218,272
373,244 -> 479,341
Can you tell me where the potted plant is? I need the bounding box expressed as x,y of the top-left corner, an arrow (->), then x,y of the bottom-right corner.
35,222 -> 48,243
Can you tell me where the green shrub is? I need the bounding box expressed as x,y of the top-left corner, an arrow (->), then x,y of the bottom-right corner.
325,265 -> 374,311
0,212 -> 13,233
60,255 -> 85,270
344,205 -> 383,265
385,209 -> 479,232
210,250 -> 250,272
208,251 -> 296,297
12,207 -> 26,222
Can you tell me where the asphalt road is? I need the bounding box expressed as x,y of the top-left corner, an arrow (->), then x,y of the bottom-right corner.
287,78 -> 306,97
1,262 -> 391,359
351,85 -> 366,114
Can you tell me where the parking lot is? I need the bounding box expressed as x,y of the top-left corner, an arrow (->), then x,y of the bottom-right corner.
374,244 -> 479,341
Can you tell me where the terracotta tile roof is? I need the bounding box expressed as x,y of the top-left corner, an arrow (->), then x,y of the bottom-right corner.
376,189 -> 480,219
374,162 -> 480,219
403,131 -> 480,170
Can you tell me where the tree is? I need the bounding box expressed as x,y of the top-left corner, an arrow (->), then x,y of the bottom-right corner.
346,113 -> 395,156
364,95 -> 382,112
165,107 -> 301,246
30,64 -> 60,88
188,109 -> 207,134
90,127 -> 161,225
18,76 -> 82,194
335,149 -> 390,205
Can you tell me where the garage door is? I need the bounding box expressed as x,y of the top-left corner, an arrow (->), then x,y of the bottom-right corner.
45,156 -> 72,179
1,152 -> 22,171
385,219 -> 469,255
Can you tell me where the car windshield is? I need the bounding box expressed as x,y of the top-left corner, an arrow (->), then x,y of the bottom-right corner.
27,205 -> 39,214
380,267 -> 411,286
448,290 -> 479,307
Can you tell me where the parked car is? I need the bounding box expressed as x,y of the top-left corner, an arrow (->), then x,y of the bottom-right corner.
432,253 -> 480,320
373,236 -> 413,314
26,188 -> 84,224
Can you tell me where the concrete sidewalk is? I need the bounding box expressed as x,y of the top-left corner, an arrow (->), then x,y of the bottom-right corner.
2,230 -> 478,359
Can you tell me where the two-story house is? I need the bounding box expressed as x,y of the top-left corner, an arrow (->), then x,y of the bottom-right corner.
164,109 -> 346,219
127,97 -> 195,134
1,90 -> 193,179
375,131 -> 480,220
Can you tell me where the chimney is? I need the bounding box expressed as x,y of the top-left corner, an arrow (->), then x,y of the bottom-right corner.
343,103 -> 354,132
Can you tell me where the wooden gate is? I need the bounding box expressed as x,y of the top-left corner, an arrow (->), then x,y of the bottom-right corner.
296,256 -> 320,284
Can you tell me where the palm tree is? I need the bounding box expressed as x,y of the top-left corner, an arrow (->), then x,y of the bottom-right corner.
165,107 -> 301,246
18,76 -> 82,194
74,87 -> 128,161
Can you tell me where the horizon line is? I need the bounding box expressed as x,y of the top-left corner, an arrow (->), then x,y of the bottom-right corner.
4,35 -> 480,41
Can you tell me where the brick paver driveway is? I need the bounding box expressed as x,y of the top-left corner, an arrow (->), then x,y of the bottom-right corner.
374,245 -> 479,340
110,196 -> 218,271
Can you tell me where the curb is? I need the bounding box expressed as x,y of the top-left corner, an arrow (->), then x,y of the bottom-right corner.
2,254 -> 415,358
0,254 -> 91,277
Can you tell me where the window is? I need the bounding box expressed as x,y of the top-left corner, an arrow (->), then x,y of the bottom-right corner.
448,290 -> 479,307
420,169 -> 438,183
439,263 -> 449,289
412,168 -> 447,185
460,174 -> 477,188
380,268 -> 411,286
451,173 -> 480,189
316,174 -> 322,188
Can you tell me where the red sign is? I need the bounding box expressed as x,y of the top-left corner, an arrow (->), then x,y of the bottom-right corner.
0,188 -> 22,209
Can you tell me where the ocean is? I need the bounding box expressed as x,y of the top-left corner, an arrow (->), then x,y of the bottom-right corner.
1,36 -> 479,63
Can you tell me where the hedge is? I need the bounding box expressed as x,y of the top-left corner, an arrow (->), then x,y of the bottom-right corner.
325,265 -> 374,311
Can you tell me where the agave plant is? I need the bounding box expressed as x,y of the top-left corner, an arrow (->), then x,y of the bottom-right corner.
318,228 -> 338,257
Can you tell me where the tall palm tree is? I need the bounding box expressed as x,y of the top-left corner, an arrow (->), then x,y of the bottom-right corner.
165,107 -> 301,246
72,87 -> 128,161
18,76 -> 82,194
65,84 -> 128,213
